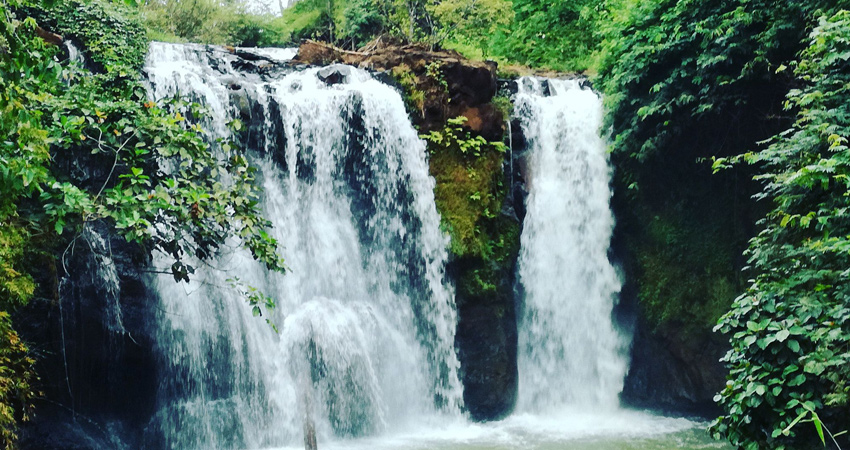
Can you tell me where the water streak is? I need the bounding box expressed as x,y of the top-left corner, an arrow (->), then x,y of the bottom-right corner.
514,77 -> 628,412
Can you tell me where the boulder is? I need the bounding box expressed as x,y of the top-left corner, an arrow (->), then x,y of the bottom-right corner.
317,64 -> 352,85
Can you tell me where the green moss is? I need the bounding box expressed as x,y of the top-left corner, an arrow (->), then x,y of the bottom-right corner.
455,215 -> 520,300
630,204 -> 741,334
425,117 -> 506,258
422,117 -> 519,299
491,95 -> 512,122
430,147 -> 503,258
390,59 -> 520,301
390,64 -> 425,118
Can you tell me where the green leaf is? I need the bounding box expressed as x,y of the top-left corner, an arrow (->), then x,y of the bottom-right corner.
788,374 -> 806,387
788,340 -> 801,353
812,413 -> 825,445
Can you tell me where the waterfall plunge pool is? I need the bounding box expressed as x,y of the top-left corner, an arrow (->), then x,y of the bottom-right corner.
264,410 -> 728,450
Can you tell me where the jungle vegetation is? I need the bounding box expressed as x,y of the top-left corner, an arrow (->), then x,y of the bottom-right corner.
1,0 -> 849,448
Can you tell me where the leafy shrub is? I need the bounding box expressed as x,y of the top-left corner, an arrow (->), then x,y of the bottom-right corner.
711,11 -> 850,449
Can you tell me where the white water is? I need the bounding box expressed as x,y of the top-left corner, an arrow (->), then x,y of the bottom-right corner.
64,40 -> 85,66
143,42 -> 462,449
514,78 -> 629,412
239,46 -> 299,62
267,411 -> 719,450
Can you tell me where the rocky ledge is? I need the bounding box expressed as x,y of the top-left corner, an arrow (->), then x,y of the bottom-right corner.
293,40 -> 504,142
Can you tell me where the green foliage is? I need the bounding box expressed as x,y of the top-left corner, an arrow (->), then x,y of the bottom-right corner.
597,0 -> 833,170
598,2 -> 850,447
142,0 -> 287,47
0,311 -> 37,449
0,227 -> 35,312
339,0 -> 386,48
276,0 -> 331,43
633,207 -> 739,333
3,0 -> 285,279
488,0 -> 601,71
142,0 -> 242,45
35,0 -> 147,72
428,0 -> 512,54
275,0 -> 435,48
272,0 -> 600,70
711,10 -> 850,449
597,0 -> 840,374
0,225 -> 37,447
229,13 -> 287,47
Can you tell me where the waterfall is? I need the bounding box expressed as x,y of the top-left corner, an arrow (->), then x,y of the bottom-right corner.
142,43 -> 462,448
64,40 -> 85,66
513,77 -> 628,413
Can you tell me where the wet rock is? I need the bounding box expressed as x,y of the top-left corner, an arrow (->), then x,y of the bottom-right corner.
456,301 -> 517,420
16,224 -> 157,449
621,319 -> 727,416
230,87 -> 252,119
317,64 -> 351,85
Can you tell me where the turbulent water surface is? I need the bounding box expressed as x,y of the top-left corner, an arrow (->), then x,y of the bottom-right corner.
266,411 -> 727,450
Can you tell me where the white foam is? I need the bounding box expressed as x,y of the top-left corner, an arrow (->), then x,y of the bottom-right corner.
264,410 -> 719,450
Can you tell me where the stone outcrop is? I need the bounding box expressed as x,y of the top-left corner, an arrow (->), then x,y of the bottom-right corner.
621,318 -> 727,415
293,40 -> 503,141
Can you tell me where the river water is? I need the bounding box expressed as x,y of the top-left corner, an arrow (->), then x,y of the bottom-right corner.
266,410 -> 727,450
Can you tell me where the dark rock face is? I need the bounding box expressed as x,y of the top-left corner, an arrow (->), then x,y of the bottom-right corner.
622,321 -> 727,416
17,226 -> 158,448
19,407 -> 117,450
455,290 -> 518,420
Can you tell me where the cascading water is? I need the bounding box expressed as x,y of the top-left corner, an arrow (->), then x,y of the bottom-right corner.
513,77 -> 629,413
142,43 -> 462,449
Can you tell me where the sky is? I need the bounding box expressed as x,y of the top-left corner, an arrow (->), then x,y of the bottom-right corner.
245,0 -> 290,16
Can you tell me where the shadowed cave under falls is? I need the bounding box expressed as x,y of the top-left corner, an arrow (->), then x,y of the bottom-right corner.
48,43 -> 726,449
